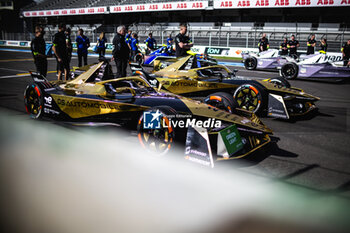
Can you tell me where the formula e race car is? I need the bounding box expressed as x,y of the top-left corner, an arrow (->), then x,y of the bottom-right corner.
280,53 -> 350,81
241,49 -> 291,71
131,55 -> 319,119
24,60 -> 272,161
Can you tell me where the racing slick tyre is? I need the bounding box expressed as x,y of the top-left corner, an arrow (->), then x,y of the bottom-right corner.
24,84 -> 44,119
137,106 -> 177,155
204,92 -> 238,113
268,77 -> 291,88
281,62 -> 298,80
135,53 -> 144,66
244,57 -> 257,70
233,84 -> 266,115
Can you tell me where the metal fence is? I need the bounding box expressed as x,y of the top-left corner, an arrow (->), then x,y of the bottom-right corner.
1,27 -> 349,53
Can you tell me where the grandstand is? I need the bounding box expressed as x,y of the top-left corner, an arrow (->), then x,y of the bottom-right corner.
2,0 -> 350,53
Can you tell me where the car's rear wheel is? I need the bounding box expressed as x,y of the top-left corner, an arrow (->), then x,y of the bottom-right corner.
135,53 -> 144,66
244,57 -> 257,70
281,62 -> 298,80
137,106 -> 176,155
204,92 -> 238,113
233,84 -> 265,114
24,84 -> 43,119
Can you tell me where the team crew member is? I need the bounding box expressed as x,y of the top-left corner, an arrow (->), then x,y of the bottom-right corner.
306,34 -> 316,55
287,35 -> 299,57
97,32 -> 107,58
145,33 -> 156,52
175,24 -> 193,58
319,38 -> 328,54
258,33 -> 269,52
130,33 -> 140,61
125,29 -> 132,48
279,38 -> 288,55
30,26 -> 47,77
53,23 -> 70,81
65,27 -> 72,65
112,25 -> 130,77
167,34 -> 173,46
76,29 -> 90,67
341,39 -> 350,67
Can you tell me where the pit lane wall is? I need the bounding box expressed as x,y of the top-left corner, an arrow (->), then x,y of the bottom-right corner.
22,0 -> 350,17
0,40 -> 343,60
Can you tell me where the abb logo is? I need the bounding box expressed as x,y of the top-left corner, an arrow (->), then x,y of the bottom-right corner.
163,3 -> 172,9
256,0 -> 269,6
46,11 -> 51,15
192,2 -> 203,8
79,9 -> 85,13
137,5 -> 145,10
220,1 -> 233,7
62,10 -> 67,14
295,0 -> 311,5
53,10 -> 59,15
317,0 -> 333,4
97,8 -> 104,12
275,0 -> 289,5
125,6 -> 133,11
149,5 -> 158,10
32,12 -> 37,16
70,9 -> 76,14
39,12 -> 44,16
113,7 -> 121,12
177,3 -> 187,8
341,0 -> 350,3
238,1 -> 250,6
88,9 -> 94,13
25,12 -> 30,16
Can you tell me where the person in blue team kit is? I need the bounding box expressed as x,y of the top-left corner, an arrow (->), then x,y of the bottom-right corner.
130,33 -> 140,61
97,32 -> 107,58
167,34 -> 173,46
145,33 -> 156,54
76,29 -> 90,67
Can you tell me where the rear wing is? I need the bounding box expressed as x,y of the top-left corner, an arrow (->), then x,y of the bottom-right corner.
29,71 -> 54,89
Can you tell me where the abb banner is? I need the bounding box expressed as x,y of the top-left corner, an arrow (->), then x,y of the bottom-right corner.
23,6 -> 107,17
110,1 -> 208,13
214,0 -> 350,9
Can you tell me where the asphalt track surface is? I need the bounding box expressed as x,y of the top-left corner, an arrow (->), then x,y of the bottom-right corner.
0,50 -> 350,198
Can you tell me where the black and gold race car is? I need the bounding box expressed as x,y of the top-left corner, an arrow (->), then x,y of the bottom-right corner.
24,60 -> 272,161
130,55 -> 319,119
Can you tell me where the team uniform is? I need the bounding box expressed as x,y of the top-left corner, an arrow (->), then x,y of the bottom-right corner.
112,33 -> 130,78
287,39 -> 299,57
279,42 -> 288,55
175,33 -> 191,57
31,36 -> 47,77
76,35 -> 90,67
167,37 -> 173,46
341,42 -> 350,67
53,31 -> 69,73
306,38 -> 316,55
97,37 -> 107,58
130,37 -> 139,60
319,42 -> 328,54
145,37 -> 156,50
65,33 -> 72,64
258,38 -> 269,52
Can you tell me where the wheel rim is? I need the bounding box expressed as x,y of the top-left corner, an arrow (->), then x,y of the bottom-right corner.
24,85 -> 42,118
137,112 -> 174,155
234,85 -> 261,112
246,58 -> 255,69
284,64 -> 296,78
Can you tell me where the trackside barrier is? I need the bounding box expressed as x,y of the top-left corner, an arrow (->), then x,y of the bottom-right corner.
0,40 -> 343,59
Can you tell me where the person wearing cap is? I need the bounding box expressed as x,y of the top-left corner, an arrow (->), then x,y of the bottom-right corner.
31,26 -> 47,77
52,23 -> 69,80
279,38 -> 288,56
341,39 -> 350,67
258,33 -> 269,52
112,25 -> 130,77
306,34 -> 316,55
287,35 -> 299,58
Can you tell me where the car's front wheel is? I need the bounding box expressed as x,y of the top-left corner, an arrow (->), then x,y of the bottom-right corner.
233,84 -> 265,114
24,84 -> 43,119
137,106 -> 176,155
244,57 -> 257,70
204,92 -> 238,113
